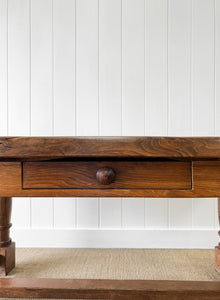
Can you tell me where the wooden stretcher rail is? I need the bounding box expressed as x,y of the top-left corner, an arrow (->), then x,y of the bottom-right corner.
0,278 -> 220,299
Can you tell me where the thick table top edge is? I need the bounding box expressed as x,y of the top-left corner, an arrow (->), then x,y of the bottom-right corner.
0,136 -> 220,160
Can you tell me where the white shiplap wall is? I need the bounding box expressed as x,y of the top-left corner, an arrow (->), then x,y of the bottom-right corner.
0,0 -> 220,248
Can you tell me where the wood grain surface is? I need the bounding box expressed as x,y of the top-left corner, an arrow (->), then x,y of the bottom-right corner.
22,161 -> 192,189
0,278 -> 220,299
0,161 -> 219,197
0,137 -> 220,159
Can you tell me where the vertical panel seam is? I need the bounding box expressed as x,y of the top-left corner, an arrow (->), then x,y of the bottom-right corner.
98,0 -> 100,229
167,0 -> 169,138
29,0 -> 32,138
75,0 -> 78,229
190,0 -> 194,136
167,0 -> 170,229
29,0 -> 32,228
214,0 -> 217,229
214,0 -> 216,136
144,0 -> 147,228
121,0 -> 123,228
52,0 -> 55,228
190,0 -> 194,229
6,0 -> 8,136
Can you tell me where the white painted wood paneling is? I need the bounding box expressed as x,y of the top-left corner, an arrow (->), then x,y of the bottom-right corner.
122,198 -> 145,228
0,0 -> 8,136
30,0 -> 53,228
216,0 -> 220,137
99,0 -> 122,136
76,0 -> 98,136
0,0 -> 219,246
53,0 -> 75,136
192,0 -> 215,136
8,0 -> 31,228
192,0 -> 216,229
145,0 -> 168,136
214,0 -> 220,229
100,198 -> 121,228
99,0 -> 122,228
30,0 -> 53,136
168,0 -> 192,136
77,198 -> 98,228
75,0 -> 99,228
146,198 -> 168,228
8,0 -> 30,135
53,0 -> 76,229
122,0 -> 145,136
145,0 -> 168,228
13,228 -> 219,248
122,0 -> 145,228
168,0 -> 192,229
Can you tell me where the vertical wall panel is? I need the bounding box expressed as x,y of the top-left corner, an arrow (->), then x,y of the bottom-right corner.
99,0 -> 122,136
193,198 -> 216,229
30,0 -> 53,228
0,0 -> 8,135
31,0 -> 53,136
192,0 -> 215,136
8,0 -> 31,228
122,0 -> 145,136
99,0 -> 122,228
192,0 -> 215,228
145,0 -> 168,228
216,0 -> 220,134
100,198 -> 121,228
145,0 -> 168,136
122,0 -> 145,228
76,0 -> 98,136
8,0 -> 30,135
168,0 -> 192,136
53,0 -> 76,229
53,0 -> 75,136
123,198 -> 145,228
77,198 -> 98,228
168,0 -> 192,228
76,0 -> 99,228
146,199 -> 168,228
215,0 -> 220,227
169,199 -> 192,228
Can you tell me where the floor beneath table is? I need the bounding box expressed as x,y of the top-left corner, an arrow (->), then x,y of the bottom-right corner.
2,249 -> 220,300
3,248 -> 220,281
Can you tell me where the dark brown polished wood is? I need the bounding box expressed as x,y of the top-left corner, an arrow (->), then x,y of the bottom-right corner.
22,161 -> 191,190
0,136 -> 220,160
0,136 -> 220,297
96,167 -> 116,185
1,278 -> 220,299
0,197 -> 15,276
215,197 -> 220,273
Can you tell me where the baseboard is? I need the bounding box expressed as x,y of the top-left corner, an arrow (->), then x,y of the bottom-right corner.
11,228 -> 219,249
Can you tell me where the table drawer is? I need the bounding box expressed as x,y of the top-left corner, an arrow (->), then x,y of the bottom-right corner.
22,161 -> 192,190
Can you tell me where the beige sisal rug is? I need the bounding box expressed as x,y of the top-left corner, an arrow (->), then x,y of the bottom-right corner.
2,248 -> 220,299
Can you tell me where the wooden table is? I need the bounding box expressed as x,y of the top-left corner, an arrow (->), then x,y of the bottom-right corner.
0,136 -> 220,298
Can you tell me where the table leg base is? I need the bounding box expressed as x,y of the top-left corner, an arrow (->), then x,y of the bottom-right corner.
215,246 -> 220,273
0,242 -> 15,276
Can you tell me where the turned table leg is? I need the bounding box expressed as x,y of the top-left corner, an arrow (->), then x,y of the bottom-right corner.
0,197 -> 15,276
215,197 -> 220,273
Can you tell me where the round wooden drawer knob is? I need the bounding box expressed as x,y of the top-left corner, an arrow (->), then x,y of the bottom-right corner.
96,167 -> 116,185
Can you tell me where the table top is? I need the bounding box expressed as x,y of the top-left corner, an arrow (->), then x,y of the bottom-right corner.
0,136 -> 219,160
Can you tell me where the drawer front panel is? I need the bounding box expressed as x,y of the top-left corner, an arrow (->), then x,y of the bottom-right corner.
22,161 -> 192,190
